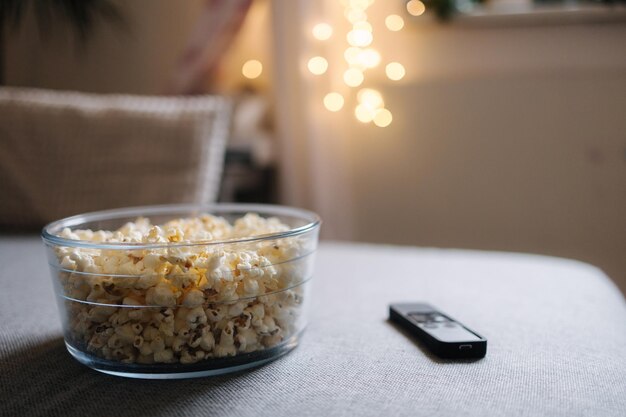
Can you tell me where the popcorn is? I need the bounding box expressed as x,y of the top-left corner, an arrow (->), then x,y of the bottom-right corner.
149,337 -> 165,353
199,331 -> 215,351
154,349 -> 174,363
214,322 -> 237,357
133,336 -> 144,349
145,283 -> 178,307
53,213 -> 311,366
180,349 -> 204,364
236,327 -> 259,352
115,323 -> 137,344
172,336 -> 186,352
182,289 -> 205,307
186,306 -> 207,327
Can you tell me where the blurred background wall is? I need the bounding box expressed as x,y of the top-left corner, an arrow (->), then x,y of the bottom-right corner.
5,0 -> 204,94
3,0 -> 625,293
272,0 -> 626,294
3,0 -> 273,94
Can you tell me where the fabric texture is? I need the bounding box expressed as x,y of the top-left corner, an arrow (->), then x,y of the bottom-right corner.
0,238 -> 624,417
0,88 -> 232,229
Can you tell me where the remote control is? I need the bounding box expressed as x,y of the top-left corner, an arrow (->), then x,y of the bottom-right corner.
389,303 -> 487,359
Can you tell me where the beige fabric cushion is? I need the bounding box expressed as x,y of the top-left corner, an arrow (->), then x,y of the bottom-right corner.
0,88 -> 231,230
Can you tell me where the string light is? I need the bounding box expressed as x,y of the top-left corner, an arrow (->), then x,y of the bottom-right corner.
352,21 -> 373,32
385,62 -> 406,81
308,0 -> 401,127
347,29 -> 373,47
406,0 -> 426,16
355,104 -> 376,123
344,47 -> 362,65
312,23 -> 333,40
308,56 -> 329,75
385,14 -> 404,31
324,92 -> 345,112
349,0 -> 372,9
357,88 -> 384,109
345,8 -> 367,23
357,48 -> 381,68
242,60 -> 263,79
373,108 -> 393,127
343,68 -> 364,87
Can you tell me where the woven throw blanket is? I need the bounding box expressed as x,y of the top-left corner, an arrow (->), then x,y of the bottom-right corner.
0,88 -> 232,230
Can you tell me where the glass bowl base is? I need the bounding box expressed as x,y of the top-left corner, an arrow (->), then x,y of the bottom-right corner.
65,334 -> 300,379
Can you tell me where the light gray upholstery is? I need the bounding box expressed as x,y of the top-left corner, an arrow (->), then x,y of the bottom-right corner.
0,238 -> 624,417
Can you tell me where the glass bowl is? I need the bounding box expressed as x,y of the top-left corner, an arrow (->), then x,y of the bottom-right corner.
42,204 -> 320,379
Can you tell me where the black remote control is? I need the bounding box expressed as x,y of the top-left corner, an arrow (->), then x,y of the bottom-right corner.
389,303 -> 487,359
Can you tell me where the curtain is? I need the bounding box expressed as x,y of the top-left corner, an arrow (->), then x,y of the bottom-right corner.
271,0 -> 356,240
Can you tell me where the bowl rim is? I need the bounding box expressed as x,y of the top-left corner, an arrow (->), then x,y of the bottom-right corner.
41,203 -> 321,250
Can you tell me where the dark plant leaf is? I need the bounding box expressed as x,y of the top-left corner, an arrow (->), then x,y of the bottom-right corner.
0,0 -> 26,30
0,0 -> 125,40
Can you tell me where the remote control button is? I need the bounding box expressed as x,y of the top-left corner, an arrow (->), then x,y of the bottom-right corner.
408,313 -> 428,323
459,344 -> 473,350
424,324 -> 438,329
429,314 -> 450,322
444,323 -> 457,328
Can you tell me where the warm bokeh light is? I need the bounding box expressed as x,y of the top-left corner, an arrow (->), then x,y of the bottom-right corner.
347,29 -> 373,47
352,21 -> 373,32
385,62 -> 406,81
312,23 -> 333,41
357,48 -> 381,68
355,104 -> 375,123
344,47 -> 361,65
324,92 -> 345,112
335,0 -> 396,125
343,68 -> 364,87
385,14 -> 404,31
406,0 -> 426,17
373,108 -> 393,127
345,8 -> 367,23
242,59 -> 263,79
307,56 -> 329,75
349,0 -> 372,9
357,88 -> 384,109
